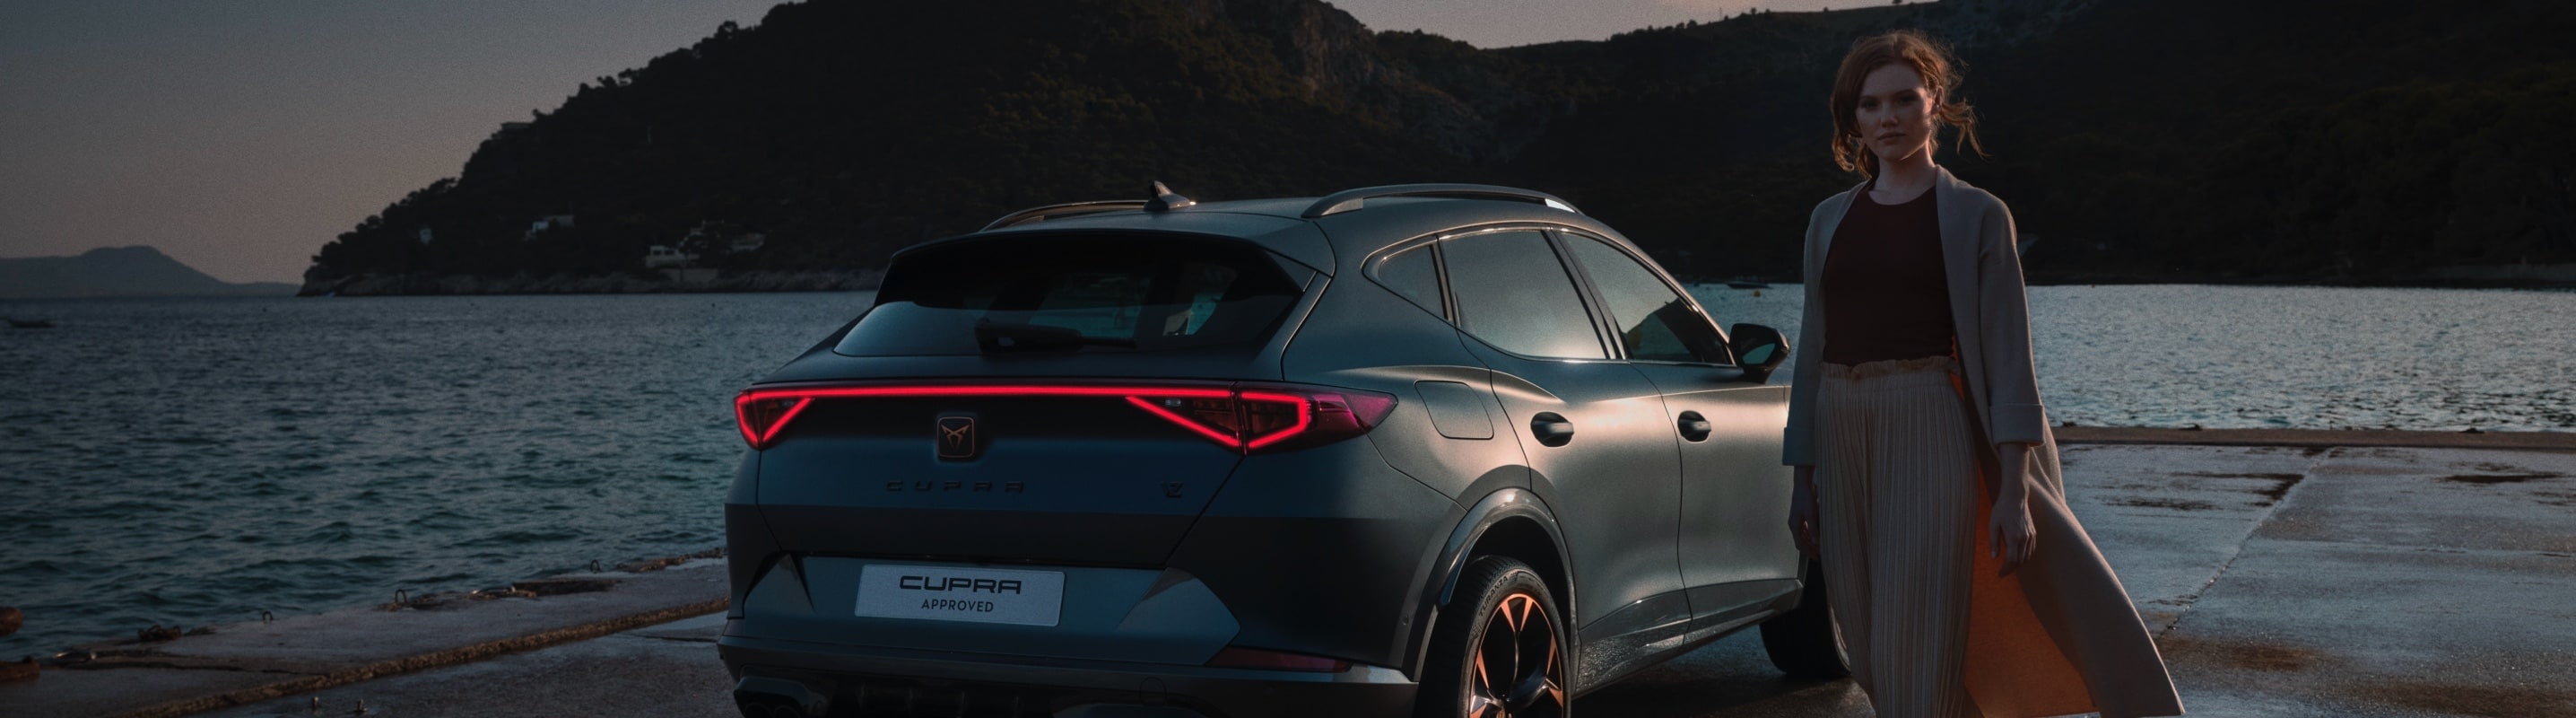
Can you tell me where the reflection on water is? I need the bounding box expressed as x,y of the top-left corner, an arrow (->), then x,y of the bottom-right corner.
1,285 -> 2567,655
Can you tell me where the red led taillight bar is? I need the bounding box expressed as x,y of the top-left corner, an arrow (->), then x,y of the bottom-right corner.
732,382 -> 1396,453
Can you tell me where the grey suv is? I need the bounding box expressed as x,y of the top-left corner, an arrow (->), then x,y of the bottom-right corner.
720,184 -> 1845,718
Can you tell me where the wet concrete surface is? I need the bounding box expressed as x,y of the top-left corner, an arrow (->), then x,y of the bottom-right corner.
2136,447 -> 2576,717
10,441 -> 2576,717
194,613 -> 738,718
2049,427 -> 2576,451
1578,444 -> 2576,718
0,558 -> 729,717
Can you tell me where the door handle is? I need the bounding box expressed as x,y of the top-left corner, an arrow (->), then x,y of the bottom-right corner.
1677,411 -> 1712,442
1530,412 -> 1575,447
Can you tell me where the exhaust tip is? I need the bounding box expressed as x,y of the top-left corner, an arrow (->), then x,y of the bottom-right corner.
733,676 -> 827,718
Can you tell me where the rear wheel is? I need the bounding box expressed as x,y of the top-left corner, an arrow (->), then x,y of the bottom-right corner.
1417,556 -> 1569,718
1759,559 -> 1851,679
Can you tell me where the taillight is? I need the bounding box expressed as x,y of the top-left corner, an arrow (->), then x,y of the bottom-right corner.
730,382 -> 1396,453
1125,384 -> 1396,452
735,395 -> 813,449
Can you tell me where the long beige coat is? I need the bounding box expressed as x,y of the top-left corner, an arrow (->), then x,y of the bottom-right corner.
1781,166 -> 2185,717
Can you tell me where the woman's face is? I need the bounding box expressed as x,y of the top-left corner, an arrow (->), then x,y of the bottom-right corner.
1853,63 -> 1936,166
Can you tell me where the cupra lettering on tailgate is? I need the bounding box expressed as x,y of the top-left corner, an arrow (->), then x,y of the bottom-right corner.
900,575 -> 1025,594
855,565 -> 1065,626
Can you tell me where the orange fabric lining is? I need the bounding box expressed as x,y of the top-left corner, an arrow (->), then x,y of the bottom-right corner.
1949,363 -> 2095,717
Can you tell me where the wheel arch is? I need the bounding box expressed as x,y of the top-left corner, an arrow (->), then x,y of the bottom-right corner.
1404,487 -> 1575,678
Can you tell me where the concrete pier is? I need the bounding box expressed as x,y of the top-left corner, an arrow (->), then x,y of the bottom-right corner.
4,431 -> 2571,717
1579,440 -> 2576,717
0,559 -> 727,718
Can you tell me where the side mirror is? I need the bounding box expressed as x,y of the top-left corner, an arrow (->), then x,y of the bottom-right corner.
1728,323 -> 1790,384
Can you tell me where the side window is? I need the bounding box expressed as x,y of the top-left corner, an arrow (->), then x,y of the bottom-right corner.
1371,243 -> 1443,318
1564,235 -> 1730,364
1442,230 -> 1607,359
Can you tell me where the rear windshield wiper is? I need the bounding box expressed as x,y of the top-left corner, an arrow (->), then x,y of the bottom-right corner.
974,320 -> 1138,352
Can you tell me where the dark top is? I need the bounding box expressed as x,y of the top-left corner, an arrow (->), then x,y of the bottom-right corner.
1820,184 -> 1955,364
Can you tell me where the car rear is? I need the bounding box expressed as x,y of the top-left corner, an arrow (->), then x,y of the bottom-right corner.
718,220 -> 1440,717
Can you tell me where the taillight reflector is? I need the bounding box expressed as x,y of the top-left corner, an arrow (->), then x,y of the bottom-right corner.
731,382 -> 1395,453
1206,646 -> 1352,672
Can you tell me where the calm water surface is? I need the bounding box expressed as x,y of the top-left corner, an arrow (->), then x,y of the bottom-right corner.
1696,284 -> 2576,431
0,293 -> 865,658
0,285 -> 2568,656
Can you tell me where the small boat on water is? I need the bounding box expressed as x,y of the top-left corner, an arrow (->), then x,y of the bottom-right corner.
1725,280 -> 1771,290
5,318 -> 57,328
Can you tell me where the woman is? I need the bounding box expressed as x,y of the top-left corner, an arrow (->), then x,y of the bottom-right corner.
1780,31 -> 2185,718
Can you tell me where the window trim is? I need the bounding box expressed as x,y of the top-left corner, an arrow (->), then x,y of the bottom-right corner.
1536,229 -> 1625,362
1362,235 -> 1454,323
1548,228 -> 1740,367
1368,223 -> 1619,363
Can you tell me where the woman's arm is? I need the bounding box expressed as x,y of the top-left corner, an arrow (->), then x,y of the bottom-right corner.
1978,196 -> 2044,573
1790,465 -> 1819,557
1978,198 -> 2047,448
1781,197 -> 1835,468
1990,442 -> 2035,572
1784,197 -> 1836,556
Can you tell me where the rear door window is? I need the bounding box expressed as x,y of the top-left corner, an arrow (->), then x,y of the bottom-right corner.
1441,230 -> 1606,360
836,233 -> 1305,355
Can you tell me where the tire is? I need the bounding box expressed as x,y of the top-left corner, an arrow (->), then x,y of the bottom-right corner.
1759,559 -> 1851,679
1416,556 -> 1571,718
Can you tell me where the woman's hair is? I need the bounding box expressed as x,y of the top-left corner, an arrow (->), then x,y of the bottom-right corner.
1828,30 -> 1986,178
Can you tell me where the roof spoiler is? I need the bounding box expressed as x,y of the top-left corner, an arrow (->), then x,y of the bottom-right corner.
1300,183 -> 1579,218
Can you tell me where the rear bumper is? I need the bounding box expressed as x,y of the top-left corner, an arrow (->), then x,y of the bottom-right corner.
719,632 -> 1418,718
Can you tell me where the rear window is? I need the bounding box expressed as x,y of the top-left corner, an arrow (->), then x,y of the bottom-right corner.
835,233 -> 1307,356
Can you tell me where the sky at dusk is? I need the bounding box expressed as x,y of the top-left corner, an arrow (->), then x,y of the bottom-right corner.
1,0 -> 1851,284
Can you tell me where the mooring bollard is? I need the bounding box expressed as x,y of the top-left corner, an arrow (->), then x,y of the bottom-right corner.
0,606 -> 22,636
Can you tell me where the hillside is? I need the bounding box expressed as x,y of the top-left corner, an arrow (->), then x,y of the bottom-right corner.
303,0 -> 2576,293
0,246 -> 298,299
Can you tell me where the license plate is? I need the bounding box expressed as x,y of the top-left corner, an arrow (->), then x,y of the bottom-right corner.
854,565 -> 1065,626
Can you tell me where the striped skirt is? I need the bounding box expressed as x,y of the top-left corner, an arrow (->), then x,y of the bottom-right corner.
1815,355 -> 1985,718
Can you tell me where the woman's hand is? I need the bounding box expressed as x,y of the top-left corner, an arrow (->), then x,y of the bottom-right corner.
1990,442 -> 2037,574
1989,494 -> 2034,574
1788,466 -> 1820,558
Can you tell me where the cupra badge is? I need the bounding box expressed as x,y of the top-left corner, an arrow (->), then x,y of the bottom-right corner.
936,416 -> 978,460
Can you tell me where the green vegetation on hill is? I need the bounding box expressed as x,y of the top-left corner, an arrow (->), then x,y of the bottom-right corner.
304,0 -> 2576,293
1962,0 -> 2576,281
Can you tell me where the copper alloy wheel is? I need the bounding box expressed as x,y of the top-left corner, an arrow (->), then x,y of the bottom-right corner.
1466,591 -> 1566,718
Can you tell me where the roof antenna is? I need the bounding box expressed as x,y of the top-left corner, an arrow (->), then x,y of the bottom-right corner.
1145,181 -> 1196,212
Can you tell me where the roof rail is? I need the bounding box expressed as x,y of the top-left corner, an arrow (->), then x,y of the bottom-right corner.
979,200 -> 1150,232
1300,183 -> 1579,219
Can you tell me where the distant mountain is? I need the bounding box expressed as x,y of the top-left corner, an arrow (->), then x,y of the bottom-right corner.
0,246 -> 299,299
304,0 -> 2576,293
